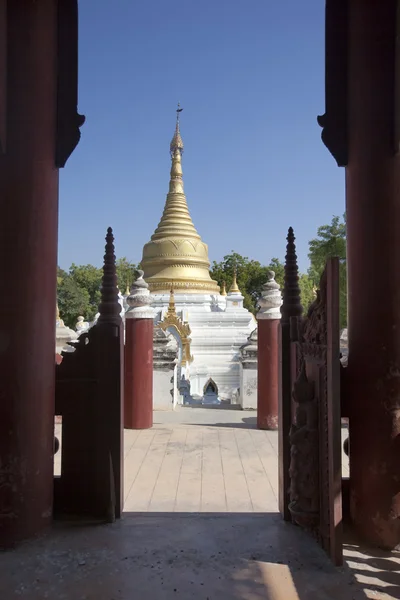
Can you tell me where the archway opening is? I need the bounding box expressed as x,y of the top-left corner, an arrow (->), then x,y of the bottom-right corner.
203,378 -> 218,396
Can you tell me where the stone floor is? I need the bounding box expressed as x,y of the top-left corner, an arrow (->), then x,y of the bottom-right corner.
2,408 -> 399,600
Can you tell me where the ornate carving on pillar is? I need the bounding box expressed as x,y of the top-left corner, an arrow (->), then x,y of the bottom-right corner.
55,0 -> 85,167
317,0 -> 348,167
288,362 -> 320,533
281,227 -> 303,324
257,271 -> 282,320
158,288 -> 193,366
97,228 -> 121,326
125,270 -> 155,320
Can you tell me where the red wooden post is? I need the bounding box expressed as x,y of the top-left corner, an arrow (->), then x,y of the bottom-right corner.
345,0 -> 400,549
257,271 -> 282,429
124,271 -> 154,430
0,1 -> 59,548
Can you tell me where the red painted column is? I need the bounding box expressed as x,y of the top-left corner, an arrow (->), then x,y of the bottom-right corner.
124,272 -> 154,429
346,0 -> 400,549
257,271 -> 282,430
0,2 -> 59,548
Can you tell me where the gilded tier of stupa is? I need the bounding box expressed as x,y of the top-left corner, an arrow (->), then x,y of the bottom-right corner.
141,107 -> 220,294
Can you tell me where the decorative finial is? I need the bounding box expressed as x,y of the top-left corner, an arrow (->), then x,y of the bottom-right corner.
125,281 -> 130,296
257,270 -> 282,320
221,281 -> 227,296
126,270 -> 155,319
97,227 -> 122,326
229,267 -> 241,294
176,102 -> 183,122
167,285 -> 176,317
280,227 -> 303,324
170,103 -> 184,156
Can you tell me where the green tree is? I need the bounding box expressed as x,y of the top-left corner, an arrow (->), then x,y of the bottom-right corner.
69,263 -> 103,322
210,252 -> 270,313
57,275 -> 90,329
298,273 -> 315,312
308,214 -> 347,328
116,257 -> 138,294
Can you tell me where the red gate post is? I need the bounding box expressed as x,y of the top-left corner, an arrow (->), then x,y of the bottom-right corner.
124,271 -> 155,429
345,0 -> 400,549
257,271 -> 282,429
0,1 -> 71,548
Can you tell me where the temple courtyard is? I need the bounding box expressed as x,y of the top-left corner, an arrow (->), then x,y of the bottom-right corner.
0,408 -> 398,600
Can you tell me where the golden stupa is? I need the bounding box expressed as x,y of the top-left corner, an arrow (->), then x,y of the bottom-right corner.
141,106 -> 220,294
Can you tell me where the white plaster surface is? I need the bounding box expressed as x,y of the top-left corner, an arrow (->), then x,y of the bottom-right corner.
240,368 -> 258,409
153,370 -> 174,411
150,292 -> 256,402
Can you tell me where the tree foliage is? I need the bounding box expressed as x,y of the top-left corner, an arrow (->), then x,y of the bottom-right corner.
308,214 -> 347,328
116,257 -> 139,295
57,271 -> 90,329
57,259 -> 137,328
210,252 -> 313,314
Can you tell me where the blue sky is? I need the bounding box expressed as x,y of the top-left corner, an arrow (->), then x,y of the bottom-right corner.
58,0 -> 345,274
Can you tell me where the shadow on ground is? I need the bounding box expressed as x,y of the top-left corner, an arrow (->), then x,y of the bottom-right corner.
343,536 -> 400,599
189,416 -> 258,429
0,512 -> 372,600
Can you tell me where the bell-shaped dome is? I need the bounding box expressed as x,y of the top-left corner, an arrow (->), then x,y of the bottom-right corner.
141,111 -> 219,294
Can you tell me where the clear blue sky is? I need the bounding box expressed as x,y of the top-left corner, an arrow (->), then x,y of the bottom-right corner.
58,0 -> 345,274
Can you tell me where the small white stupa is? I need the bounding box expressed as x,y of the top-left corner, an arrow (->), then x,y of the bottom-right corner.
56,303 -> 77,354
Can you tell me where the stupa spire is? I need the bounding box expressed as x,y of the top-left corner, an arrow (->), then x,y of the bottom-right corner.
141,107 -> 219,294
167,286 -> 176,317
170,102 -> 184,157
229,268 -> 241,294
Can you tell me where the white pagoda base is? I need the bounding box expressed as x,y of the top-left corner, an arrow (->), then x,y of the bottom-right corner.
152,291 -> 256,404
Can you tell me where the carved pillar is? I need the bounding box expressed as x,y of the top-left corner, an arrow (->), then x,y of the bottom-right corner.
124,271 -> 155,429
0,1 -> 83,547
279,228 -> 303,520
257,271 -> 282,429
345,0 -> 400,549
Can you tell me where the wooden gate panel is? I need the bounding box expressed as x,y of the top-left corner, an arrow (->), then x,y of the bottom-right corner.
289,257 -> 342,565
54,228 -> 123,521
279,227 -> 343,566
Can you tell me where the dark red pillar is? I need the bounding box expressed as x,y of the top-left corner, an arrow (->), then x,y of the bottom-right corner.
257,271 -> 282,430
124,273 -> 154,430
257,320 -> 280,429
346,0 -> 400,549
0,2 -> 58,547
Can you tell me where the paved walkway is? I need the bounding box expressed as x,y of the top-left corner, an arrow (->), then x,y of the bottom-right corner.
124,408 -> 278,513
123,407 -> 349,512
4,408 -> 397,600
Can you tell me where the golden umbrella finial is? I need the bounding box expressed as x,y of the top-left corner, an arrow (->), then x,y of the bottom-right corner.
229,267 -> 240,294
167,284 -> 176,316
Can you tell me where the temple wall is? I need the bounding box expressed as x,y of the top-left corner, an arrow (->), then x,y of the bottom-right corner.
239,367 -> 258,410
153,370 -> 175,410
